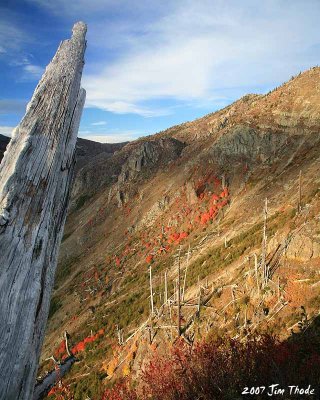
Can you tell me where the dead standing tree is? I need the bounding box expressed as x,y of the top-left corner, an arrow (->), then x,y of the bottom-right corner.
0,22 -> 86,400
261,198 -> 268,287
298,169 -> 302,213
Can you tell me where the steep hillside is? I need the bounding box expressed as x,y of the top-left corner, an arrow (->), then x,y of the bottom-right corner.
29,68 -> 320,398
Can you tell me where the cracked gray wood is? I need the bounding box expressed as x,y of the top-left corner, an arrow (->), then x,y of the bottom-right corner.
0,21 -> 87,400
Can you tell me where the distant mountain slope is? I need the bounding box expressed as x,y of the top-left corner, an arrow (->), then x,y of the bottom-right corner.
0,134 -> 127,169
75,138 -> 128,171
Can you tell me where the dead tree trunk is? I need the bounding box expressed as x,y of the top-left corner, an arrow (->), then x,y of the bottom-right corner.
182,245 -> 190,302
149,266 -> 154,316
298,169 -> 302,213
0,22 -> 86,400
164,270 -> 168,305
253,253 -> 260,297
261,198 -> 268,286
177,247 -> 181,337
33,356 -> 77,400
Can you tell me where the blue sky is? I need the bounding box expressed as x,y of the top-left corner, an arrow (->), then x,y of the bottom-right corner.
1,0 -> 320,143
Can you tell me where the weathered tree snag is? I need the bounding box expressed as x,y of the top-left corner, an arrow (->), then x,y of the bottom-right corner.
0,22 -> 86,400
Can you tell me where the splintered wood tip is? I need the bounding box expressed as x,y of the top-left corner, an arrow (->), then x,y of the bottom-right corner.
72,21 -> 87,39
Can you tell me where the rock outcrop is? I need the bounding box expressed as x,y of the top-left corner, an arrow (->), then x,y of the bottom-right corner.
211,125 -> 289,165
114,138 -> 184,207
118,138 -> 185,184
286,234 -> 320,261
0,22 -> 86,400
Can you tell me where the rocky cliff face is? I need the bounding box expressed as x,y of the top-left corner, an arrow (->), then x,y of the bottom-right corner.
210,126 -> 287,164
118,138 -> 184,183
36,67 -> 320,398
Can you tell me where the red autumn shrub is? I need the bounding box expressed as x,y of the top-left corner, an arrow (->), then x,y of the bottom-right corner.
71,341 -> 85,354
101,332 -> 320,400
94,271 -> 99,281
71,330 -> 104,354
211,193 -> 220,202
213,176 -> 221,186
102,380 -> 138,400
53,340 -> 66,359
168,232 -> 179,244
48,381 -> 72,399
200,212 -> 210,225
146,254 -> 153,264
84,335 -> 97,344
220,199 -> 228,207
167,231 -> 189,245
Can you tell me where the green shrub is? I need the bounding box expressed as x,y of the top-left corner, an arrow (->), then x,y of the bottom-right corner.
74,194 -> 91,211
54,255 -> 80,287
48,296 -> 62,319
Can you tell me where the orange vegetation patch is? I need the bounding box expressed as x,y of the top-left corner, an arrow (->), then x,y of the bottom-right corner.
146,254 -> 154,264
115,256 -> 121,267
71,329 -> 105,355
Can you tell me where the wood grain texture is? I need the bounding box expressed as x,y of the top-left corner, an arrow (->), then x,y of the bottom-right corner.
0,22 -> 86,400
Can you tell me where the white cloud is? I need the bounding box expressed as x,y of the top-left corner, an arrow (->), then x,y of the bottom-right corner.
27,0 -> 123,16
81,0 -> 320,116
27,0 -> 169,20
0,15 -> 43,82
79,129 -> 141,143
21,64 -> 44,81
91,120 -> 107,126
85,101 -> 171,117
83,36 -> 215,115
0,99 -> 26,114
0,126 -> 15,137
0,20 -> 26,54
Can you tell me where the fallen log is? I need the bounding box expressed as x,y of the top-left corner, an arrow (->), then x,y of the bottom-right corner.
33,356 -> 77,400
0,22 -> 86,400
